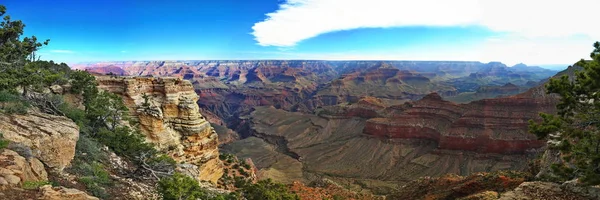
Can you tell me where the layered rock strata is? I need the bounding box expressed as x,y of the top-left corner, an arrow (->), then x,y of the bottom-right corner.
362,93 -> 553,154
96,76 -> 223,183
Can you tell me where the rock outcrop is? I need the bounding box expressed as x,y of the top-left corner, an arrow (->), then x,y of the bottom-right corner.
499,181 -> 594,200
40,185 -> 100,200
0,149 -> 48,186
0,111 -> 79,171
96,76 -> 223,183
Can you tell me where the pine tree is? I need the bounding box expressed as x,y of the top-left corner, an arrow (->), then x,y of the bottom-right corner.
529,42 -> 600,185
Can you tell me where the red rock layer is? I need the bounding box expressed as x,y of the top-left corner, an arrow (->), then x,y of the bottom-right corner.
362,92 -> 556,154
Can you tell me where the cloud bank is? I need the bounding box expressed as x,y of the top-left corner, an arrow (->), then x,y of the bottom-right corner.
252,0 -> 598,47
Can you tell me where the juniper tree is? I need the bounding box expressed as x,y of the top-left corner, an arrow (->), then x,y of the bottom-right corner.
529,42 -> 600,185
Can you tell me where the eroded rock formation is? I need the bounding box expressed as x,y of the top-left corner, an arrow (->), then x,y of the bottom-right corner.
96,76 -> 223,183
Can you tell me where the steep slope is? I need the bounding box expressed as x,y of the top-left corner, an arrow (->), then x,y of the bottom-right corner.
96,76 -> 223,183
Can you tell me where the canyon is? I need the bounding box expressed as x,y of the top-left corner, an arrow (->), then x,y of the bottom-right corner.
76,60 -> 562,194
74,60 -> 556,119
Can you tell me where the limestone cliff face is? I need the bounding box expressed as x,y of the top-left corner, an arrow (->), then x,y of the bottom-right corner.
96,76 -> 223,183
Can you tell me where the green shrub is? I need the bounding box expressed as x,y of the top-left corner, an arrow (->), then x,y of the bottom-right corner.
75,162 -> 112,199
22,180 -> 51,190
158,173 -> 207,200
74,134 -> 108,164
58,101 -> 87,126
0,133 -> 9,149
242,163 -> 251,170
0,90 -> 29,114
241,179 -> 300,200
95,126 -> 156,163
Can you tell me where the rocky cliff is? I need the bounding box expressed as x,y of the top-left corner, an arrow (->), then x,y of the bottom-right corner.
96,76 -> 223,183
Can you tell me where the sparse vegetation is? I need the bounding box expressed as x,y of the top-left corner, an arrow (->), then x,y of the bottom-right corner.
0,133 -> 9,149
158,172 -> 207,200
22,180 -> 52,190
0,90 -> 30,114
76,162 -> 113,198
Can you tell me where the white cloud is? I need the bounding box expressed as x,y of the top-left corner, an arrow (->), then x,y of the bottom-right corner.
251,0 -> 599,64
49,49 -> 75,54
253,0 -> 598,47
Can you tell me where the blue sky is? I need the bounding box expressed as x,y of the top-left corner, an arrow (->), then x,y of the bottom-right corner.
2,0 -> 597,66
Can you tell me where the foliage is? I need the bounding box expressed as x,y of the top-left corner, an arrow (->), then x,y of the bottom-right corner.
22,180 -> 52,190
69,69 -> 98,103
0,90 -> 29,114
158,172 -> 208,200
85,91 -> 129,131
75,161 -> 112,198
58,99 -> 87,126
241,179 -> 300,200
529,42 -> 600,185
159,172 -> 291,200
0,133 -> 9,149
74,134 -> 108,164
0,5 -> 49,64
95,126 -> 155,162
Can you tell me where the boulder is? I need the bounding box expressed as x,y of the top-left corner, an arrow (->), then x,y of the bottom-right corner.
0,149 -> 48,186
0,111 -> 79,171
39,185 -> 99,200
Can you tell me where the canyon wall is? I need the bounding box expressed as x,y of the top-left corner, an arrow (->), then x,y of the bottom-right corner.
96,76 -> 223,183
361,92 -> 555,154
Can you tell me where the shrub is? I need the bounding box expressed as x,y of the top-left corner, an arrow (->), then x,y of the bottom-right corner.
75,162 -> 112,199
0,133 -> 9,149
74,134 -> 108,164
158,173 -> 207,200
58,100 -> 87,126
22,180 -> 51,190
95,126 -> 156,163
241,179 -> 300,200
0,90 -> 29,114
